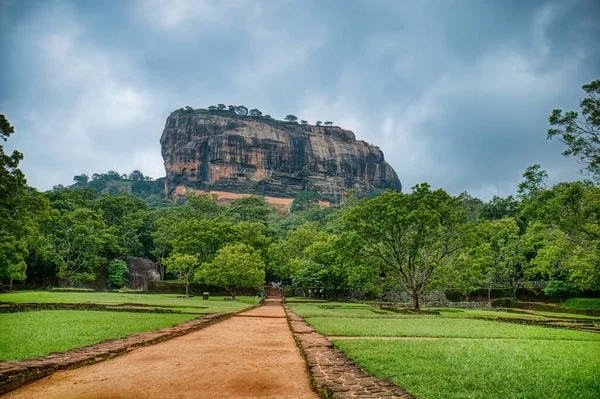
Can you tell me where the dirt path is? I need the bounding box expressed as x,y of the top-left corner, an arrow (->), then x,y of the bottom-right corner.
6,299 -> 318,399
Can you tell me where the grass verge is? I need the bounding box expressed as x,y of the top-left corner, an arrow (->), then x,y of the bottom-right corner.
0,291 -> 259,313
306,317 -> 600,341
0,310 -> 198,361
333,339 -> 600,399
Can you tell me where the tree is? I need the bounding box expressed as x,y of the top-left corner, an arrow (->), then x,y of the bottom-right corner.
196,244 -> 265,299
0,232 -> 27,290
249,109 -> 263,117
264,115 -> 272,119
324,121 -> 333,126
518,164 -> 548,202
207,105 -> 218,111
184,106 -> 193,111
169,218 -> 239,263
72,174 -> 89,186
227,196 -> 272,222
217,104 -> 226,111
316,121 -> 322,126
523,181 -> 600,291
235,105 -> 248,116
107,259 -> 129,289
479,195 -> 519,221
128,170 -> 145,181
300,120 -> 308,125
268,222 -> 324,279
51,208 -> 119,287
547,79 -> 600,181
163,253 -> 197,297
479,219 -> 530,298
0,115 -> 25,205
345,185 -> 468,311
291,191 -> 319,213
284,115 -> 298,123
457,192 -> 483,223
228,105 -> 237,112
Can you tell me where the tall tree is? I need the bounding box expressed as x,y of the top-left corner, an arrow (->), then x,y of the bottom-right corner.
163,254 -> 197,297
249,108 -> 263,117
235,105 -> 248,116
547,79 -> 600,181
51,208 -> 119,287
345,185 -> 468,310
196,244 -> 265,299
284,115 -> 298,123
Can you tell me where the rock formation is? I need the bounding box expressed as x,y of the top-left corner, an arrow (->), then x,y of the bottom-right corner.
126,257 -> 160,291
160,110 -> 401,207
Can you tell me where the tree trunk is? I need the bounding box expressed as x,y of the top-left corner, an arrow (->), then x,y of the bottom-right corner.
9,278 -> 13,292
512,282 -> 518,299
412,293 -> 420,312
488,286 -> 492,303
185,282 -> 189,297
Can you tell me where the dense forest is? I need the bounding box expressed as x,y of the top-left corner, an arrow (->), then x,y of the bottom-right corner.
1,80 -> 599,308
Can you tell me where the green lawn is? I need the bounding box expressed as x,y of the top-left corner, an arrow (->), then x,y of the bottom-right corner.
287,302 -> 400,318
288,302 -> 555,320
333,339 -> 600,399
292,300 -> 600,398
306,317 -> 600,341
0,310 -> 198,361
0,291 -> 259,313
563,298 -> 600,310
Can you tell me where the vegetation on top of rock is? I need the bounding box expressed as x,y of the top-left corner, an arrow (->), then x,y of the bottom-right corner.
172,105 -> 335,128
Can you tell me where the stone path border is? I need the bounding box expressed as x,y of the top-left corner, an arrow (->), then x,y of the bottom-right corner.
0,303 -> 260,395
284,305 -> 415,399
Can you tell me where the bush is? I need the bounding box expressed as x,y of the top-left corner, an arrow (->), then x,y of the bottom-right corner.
563,298 -> 600,310
107,260 -> 129,289
543,280 -> 581,300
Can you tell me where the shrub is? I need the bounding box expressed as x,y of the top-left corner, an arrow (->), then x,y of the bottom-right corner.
107,259 -> 129,289
563,298 -> 600,310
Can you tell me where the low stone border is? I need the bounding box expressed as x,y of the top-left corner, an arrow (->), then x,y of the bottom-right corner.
284,305 -> 415,399
0,304 -> 261,395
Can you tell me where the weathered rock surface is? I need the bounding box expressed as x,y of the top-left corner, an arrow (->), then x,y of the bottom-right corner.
160,111 -> 401,204
126,257 -> 160,291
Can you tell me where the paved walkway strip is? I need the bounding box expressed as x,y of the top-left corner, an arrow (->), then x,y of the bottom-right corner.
4,299 -> 318,399
285,305 -> 415,399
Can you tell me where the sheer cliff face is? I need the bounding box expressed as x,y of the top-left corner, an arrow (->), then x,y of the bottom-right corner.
160,111 -> 401,205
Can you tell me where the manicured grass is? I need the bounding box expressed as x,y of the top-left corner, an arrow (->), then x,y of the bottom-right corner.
563,298 -> 600,310
289,302 -> 554,320
333,339 -> 600,399
287,302 -> 399,318
532,311 -> 600,320
435,309 -> 547,319
0,310 -> 197,361
0,291 -> 259,313
306,317 -> 600,341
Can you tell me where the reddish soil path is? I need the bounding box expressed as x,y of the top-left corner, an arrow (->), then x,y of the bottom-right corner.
6,299 -> 318,399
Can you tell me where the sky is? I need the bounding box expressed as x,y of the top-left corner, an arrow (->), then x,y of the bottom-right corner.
1,0 -> 599,200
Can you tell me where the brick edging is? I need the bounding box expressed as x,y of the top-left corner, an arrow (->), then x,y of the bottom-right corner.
284,305 -> 415,399
0,303 -> 262,395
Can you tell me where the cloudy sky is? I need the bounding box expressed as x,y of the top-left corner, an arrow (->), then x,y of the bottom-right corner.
1,0 -> 599,200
